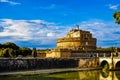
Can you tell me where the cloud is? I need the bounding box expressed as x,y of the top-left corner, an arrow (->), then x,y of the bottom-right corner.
0,0 -> 21,5
0,19 -> 69,48
108,4 -> 119,10
77,20 -> 120,47
47,32 -> 54,37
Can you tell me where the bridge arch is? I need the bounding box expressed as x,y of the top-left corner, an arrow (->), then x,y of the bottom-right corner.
99,57 -> 113,69
113,57 -> 120,69
100,60 -> 109,69
115,61 -> 120,69
99,57 -> 120,70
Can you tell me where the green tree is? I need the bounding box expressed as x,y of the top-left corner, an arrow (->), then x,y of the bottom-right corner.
0,44 -> 2,48
19,47 -> 32,56
0,42 -> 20,57
3,42 -> 19,50
32,48 -> 37,57
2,48 -> 15,57
2,48 -> 9,57
113,12 -> 120,24
0,49 -> 3,57
97,47 -> 114,51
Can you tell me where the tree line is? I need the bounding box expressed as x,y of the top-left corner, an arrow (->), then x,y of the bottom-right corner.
97,47 -> 120,52
0,42 -> 32,57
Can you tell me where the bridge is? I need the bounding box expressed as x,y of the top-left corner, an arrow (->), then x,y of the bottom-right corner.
99,52 -> 120,70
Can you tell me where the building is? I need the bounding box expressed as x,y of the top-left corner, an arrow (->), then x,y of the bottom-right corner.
46,26 -> 97,58
57,27 -> 96,51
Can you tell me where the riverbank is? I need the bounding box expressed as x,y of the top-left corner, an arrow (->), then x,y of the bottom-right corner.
0,67 -> 101,77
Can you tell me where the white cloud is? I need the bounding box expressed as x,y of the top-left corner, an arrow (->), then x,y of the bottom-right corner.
108,4 -> 119,10
0,0 -> 21,5
0,19 -> 69,47
47,32 -> 54,37
79,20 -> 120,40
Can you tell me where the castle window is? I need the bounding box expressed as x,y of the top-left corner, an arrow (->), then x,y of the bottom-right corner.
84,34 -> 88,40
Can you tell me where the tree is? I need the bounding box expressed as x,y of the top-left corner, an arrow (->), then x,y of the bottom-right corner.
113,12 -> 120,24
97,47 -> 114,51
32,48 -> 37,57
1,48 -> 16,57
19,47 -> 32,57
0,49 -> 3,57
0,42 -> 33,57
3,42 -> 19,50
0,44 -> 2,48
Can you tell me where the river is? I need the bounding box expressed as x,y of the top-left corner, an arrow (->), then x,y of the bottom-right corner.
0,70 -> 120,80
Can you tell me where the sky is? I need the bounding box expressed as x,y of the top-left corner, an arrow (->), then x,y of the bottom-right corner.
0,0 -> 120,49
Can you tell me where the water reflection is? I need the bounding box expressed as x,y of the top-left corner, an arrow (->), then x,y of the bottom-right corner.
0,75 -> 64,80
99,71 -> 120,80
115,71 -> 120,80
78,71 -> 99,80
0,70 -> 120,80
78,71 -> 120,80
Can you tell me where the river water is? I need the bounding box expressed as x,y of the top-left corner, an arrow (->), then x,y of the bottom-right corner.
0,70 -> 120,80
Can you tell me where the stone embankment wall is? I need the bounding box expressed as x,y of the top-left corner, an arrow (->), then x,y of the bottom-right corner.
0,58 -> 78,72
0,57 -> 99,72
78,58 -> 99,68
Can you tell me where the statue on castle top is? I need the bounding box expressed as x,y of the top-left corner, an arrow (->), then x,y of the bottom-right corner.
76,25 -> 80,30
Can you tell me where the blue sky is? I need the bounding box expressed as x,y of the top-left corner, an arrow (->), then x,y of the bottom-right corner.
0,0 -> 120,48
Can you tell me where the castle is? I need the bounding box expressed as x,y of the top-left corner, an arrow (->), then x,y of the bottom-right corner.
46,26 -> 97,58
